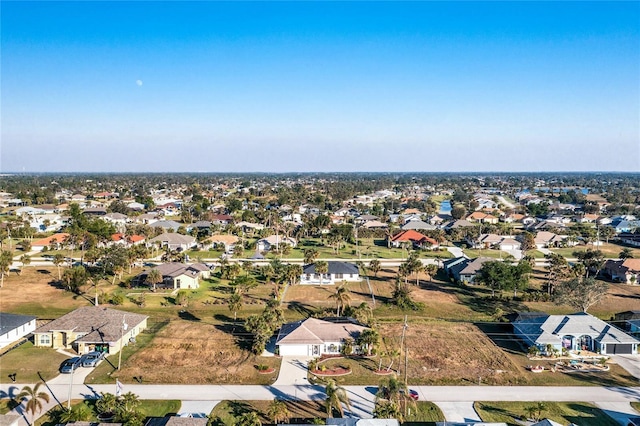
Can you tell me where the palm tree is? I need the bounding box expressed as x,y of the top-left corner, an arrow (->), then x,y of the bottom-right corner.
266,399 -> 290,424
369,259 -> 381,278
357,328 -> 379,356
620,248 -> 634,260
328,283 -> 351,317
315,261 -> 328,285
237,411 -> 262,426
324,379 -> 351,418
0,250 -> 12,288
145,268 -> 163,291
17,382 -> 50,425
53,253 -> 65,280
425,264 -> 438,281
227,291 -> 243,322
304,248 -> 319,265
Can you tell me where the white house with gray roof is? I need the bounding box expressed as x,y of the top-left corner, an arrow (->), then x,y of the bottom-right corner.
513,312 -> 639,355
148,233 -> 196,251
301,261 -> 360,285
0,313 -> 36,350
276,317 -> 369,356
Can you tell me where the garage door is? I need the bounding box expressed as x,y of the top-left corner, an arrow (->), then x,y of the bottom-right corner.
607,343 -> 633,354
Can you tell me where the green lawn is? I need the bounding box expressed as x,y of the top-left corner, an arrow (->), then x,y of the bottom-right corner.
0,342 -> 68,383
631,402 -> 640,413
475,401 -> 620,426
551,242 -> 640,259
406,401 -> 445,423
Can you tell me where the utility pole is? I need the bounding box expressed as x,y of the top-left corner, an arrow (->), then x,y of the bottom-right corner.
399,315 -> 408,382
117,315 -> 128,370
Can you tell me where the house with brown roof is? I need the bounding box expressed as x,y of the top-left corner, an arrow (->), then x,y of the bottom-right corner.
276,317 -> 369,356
466,211 -> 499,224
33,306 -> 147,355
603,258 -> 640,284
388,229 -> 439,249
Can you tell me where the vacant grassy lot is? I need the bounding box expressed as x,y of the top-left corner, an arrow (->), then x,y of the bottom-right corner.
88,319 -> 280,385
474,401 -> 620,426
551,242 -> 640,259
0,341 -> 68,383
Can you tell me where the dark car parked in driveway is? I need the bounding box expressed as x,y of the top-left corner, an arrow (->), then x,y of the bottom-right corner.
80,351 -> 105,367
60,357 -> 82,373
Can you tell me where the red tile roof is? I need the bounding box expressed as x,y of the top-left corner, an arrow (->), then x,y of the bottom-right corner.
390,230 -> 437,245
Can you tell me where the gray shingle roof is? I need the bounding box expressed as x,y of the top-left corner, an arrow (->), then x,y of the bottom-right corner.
303,261 -> 359,275
0,313 -> 36,335
276,317 -> 367,345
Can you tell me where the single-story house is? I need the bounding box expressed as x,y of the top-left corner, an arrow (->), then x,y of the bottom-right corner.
443,256 -> 494,283
512,312 -> 639,355
134,262 -> 210,290
256,235 -> 297,252
388,230 -> 439,249
0,313 -> 36,350
360,220 -> 389,229
301,261 -> 360,285
468,234 -> 520,251
33,306 -> 148,355
110,233 -> 145,247
146,417 -> 208,426
276,317 -> 369,356
148,233 -> 197,251
401,220 -> 436,231
31,232 -> 69,251
533,231 -> 568,249
466,212 -> 499,224
149,220 -> 182,232
236,221 -> 265,233
603,259 -> 640,284
617,232 -> 640,247
201,234 -> 239,252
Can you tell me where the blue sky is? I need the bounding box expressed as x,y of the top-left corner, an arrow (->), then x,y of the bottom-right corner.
2,1 -> 639,173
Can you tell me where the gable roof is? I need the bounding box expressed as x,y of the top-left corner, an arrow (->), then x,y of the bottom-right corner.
32,233 -> 69,247
276,317 -> 368,345
303,261 -> 359,275
34,307 -> 147,343
148,233 -> 196,245
390,230 -> 437,245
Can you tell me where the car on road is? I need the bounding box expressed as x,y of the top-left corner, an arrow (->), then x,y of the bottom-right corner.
60,357 -> 82,373
379,386 -> 419,401
80,351 -> 105,367
401,389 -> 419,400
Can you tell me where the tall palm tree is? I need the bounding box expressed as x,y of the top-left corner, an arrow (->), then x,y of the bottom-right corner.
17,382 -> 50,425
328,283 -> 351,317
357,328 -> 379,356
227,291 -> 243,322
425,264 -> 438,281
266,399 -> 290,424
369,259 -> 381,278
324,379 -> 351,418
304,248 -> 319,265
0,250 -> 12,288
145,268 -> 163,291
315,261 -> 328,285
53,253 -> 65,280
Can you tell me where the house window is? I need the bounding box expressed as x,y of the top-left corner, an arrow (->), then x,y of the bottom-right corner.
306,274 -> 311,281
335,274 -> 343,279
177,279 -> 181,287
40,335 -> 51,345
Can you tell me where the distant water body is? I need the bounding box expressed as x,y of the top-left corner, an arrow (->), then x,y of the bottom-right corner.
440,200 -> 452,214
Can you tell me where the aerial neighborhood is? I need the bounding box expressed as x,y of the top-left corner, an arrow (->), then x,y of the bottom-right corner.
1,173 -> 640,425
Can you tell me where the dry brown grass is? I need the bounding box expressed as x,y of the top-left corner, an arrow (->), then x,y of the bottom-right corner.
0,267 -> 89,317
114,319 -> 280,384
379,321 -> 524,386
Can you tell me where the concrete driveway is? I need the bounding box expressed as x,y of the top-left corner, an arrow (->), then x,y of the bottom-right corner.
273,357 -> 313,386
611,355 -> 640,381
434,401 -> 481,422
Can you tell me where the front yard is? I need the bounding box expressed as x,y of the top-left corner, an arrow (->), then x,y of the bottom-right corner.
474,401 -> 620,426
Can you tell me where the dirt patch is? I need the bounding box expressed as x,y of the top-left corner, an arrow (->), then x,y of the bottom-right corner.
379,321 -> 524,385
115,319 -> 280,384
